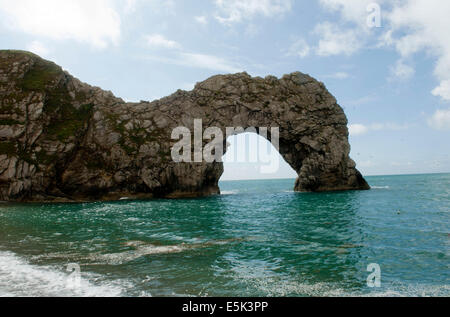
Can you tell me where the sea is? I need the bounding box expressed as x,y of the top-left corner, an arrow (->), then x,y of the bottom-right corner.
0,174 -> 449,297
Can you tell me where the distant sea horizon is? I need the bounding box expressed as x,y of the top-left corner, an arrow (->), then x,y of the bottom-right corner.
220,171 -> 450,182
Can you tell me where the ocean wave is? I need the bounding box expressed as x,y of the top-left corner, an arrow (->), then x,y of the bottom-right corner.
0,251 -> 128,297
372,186 -> 390,189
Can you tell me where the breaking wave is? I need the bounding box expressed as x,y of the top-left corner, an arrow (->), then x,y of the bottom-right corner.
0,251 -> 129,297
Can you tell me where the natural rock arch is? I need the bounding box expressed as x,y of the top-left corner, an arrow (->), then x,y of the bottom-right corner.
0,51 -> 369,202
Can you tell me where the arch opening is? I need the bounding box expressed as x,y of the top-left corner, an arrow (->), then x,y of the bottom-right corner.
220,132 -> 297,182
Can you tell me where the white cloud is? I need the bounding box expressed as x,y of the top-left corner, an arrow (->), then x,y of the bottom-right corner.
428,109 -> 450,130
143,32 -> 240,73
143,30 -> 240,73
315,0 -> 380,57
215,0 -> 292,24
0,0 -> 121,49
370,123 -> 409,131
349,122 -> 410,136
385,0 -> 450,101
432,80 -> 450,101
195,16 -> 208,25
124,0 -> 137,14
145,34 -> 180,49
317,0 -> 450,102
319,0 -> 380,26
314,22 -> 362,56
324,72 -> 350,79
26,41 -> 50,57
345,95 -> 377,107
349,124 -> 369,136
286,38 -> 310,58
390,59 -> 415,80
179,53 -> 242,73
143,52 -> 242,73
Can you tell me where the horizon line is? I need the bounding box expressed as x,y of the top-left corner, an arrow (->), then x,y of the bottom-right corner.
219,171 -> 450,182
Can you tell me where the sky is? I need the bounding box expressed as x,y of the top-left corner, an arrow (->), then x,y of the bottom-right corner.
1,0 -> 449,180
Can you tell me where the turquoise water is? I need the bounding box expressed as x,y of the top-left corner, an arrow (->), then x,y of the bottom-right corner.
0,174 -> 449,297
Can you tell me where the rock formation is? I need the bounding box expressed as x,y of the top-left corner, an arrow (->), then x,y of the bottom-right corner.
0,50 -> 369,202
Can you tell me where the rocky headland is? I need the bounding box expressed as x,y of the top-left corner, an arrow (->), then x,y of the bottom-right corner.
0,50 -> 369,202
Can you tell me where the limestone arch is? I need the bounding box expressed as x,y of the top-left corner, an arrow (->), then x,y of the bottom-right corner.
162,72 -> 370,197
0,51 -> 369,202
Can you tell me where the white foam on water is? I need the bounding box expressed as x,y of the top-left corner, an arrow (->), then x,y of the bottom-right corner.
231,265 -> 450,297
372,186 -> 390,189
86,238 -> 247,265
29,238 -> 245,265
221,190 -> 239,195
94,244 -> 189,265
250,277 -> 450,297
28,244 -> 190,266
359,283 -> 450,297
2,251 -> 447,297
0,251 -> 128,297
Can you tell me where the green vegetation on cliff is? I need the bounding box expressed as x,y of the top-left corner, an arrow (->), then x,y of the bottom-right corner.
20,58 -> 62,91
45,103 -> 93,142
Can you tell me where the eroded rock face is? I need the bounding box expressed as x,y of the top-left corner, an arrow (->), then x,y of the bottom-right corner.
0,50 -> 369,202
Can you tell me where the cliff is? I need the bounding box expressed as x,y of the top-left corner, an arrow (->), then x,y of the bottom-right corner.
0,50 -> 369,202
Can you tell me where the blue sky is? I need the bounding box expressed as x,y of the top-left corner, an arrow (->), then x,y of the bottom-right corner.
1,0 -> 449,180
